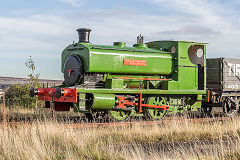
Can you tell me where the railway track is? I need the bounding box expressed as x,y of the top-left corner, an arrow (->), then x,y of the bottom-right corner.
0,116 -> 233,129
0,108 -> 225,123
60,117 -> 233,128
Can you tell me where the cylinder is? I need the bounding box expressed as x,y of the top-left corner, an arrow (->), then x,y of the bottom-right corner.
87,93 -> 115,110
76,28 -> 91,43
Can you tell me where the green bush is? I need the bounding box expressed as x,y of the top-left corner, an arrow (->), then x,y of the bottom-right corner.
5,56 -> 41,108
5,84 -> 40,108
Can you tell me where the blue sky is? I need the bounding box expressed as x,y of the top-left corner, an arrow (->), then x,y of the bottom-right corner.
0,0 -> 240,80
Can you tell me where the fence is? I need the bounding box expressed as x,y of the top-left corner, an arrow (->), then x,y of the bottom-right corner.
0,91 -> 6,122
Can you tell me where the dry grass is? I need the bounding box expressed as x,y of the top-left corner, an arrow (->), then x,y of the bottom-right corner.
0,107 -> 84,122
1,118 -> 240,159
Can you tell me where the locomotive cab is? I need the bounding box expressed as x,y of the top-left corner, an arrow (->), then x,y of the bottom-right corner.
147,41 -> 207,91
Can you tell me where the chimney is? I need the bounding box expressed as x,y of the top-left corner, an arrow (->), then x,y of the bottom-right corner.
76,28 -> 92,43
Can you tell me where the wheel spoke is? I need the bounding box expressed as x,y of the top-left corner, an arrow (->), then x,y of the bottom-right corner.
144,96 -> 168,120
109,110 -> 131,121
154,110 -> 157,116
120,111 -> 124,117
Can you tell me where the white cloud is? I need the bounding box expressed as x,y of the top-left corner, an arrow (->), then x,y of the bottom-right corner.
1,2 -> 240,59
2,3 -> 240,57
141,0 -> 240,57
0,15 -> 75,56
58,0 -> 84,7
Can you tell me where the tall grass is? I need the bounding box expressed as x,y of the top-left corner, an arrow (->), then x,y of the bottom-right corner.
0,107 -> 84,122
1,118 -> 240,159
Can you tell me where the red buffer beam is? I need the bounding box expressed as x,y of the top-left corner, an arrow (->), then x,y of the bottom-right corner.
36,88 -> 77,103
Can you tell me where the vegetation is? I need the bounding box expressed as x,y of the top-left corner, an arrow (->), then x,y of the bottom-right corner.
1,118 -> 240,159
5,56 -> 41,108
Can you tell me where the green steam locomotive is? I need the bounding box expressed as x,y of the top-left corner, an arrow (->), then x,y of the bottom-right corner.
30,28 -> 210,121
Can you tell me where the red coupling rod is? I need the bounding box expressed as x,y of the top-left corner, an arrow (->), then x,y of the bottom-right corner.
117,93 -> 170,112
